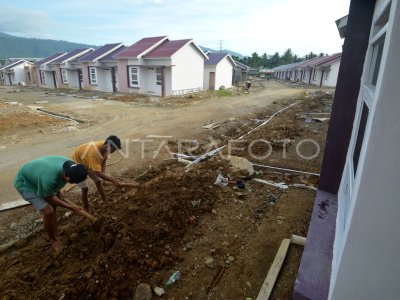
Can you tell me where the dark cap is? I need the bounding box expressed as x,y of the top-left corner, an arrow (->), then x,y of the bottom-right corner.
105,135 -> 122,150
63,160 -> 88,184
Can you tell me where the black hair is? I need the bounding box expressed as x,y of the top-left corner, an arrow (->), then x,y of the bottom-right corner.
63,161 -> 88,184
105,135 -> 121,150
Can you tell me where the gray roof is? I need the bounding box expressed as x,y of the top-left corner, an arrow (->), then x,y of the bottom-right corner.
51,48 -> 93,64
78,43 -> 123,62
35,52 -> 67,66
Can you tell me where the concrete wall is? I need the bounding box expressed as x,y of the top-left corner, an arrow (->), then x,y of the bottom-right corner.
171,43 -> 204,94
117,59 -> 129,93
322,61 -> 341,87
215,57 -> 234,89
67,69 -> 79,89
330,1 -> 400,298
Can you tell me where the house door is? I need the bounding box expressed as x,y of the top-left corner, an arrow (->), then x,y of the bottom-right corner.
209,72 -> 215,90
334,0 -> 393,279
111,67 -> 117,92
77,69 -> 83,90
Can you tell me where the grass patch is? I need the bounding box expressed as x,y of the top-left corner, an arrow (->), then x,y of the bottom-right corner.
215,89 -> 233,97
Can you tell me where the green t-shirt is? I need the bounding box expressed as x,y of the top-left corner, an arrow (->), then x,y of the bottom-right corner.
14,156 -> 69,198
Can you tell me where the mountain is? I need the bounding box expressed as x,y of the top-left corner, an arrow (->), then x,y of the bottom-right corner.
0,32 -> 98,59
200,46 -> 244,59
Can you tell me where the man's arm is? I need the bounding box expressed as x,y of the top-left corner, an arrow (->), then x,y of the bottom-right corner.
46,194 -> 82,215
101,158 -> 106,173
94,171 -> 121,186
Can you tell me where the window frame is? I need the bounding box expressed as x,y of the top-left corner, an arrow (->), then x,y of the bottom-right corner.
156,67 -> 162,86
89,67 -> 97,85
312,68 -> 317,81
40,71 -> 46,84
127,66 -> 140,88
61,68 -> 68,84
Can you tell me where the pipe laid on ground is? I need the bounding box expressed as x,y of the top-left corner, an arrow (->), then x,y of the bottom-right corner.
36,108 -> 80,125
252,163 -> 320,177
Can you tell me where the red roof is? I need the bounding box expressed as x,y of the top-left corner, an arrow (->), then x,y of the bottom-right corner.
298,53 -> 342,69
144,39 -> 192,58
114,36 -> 167,58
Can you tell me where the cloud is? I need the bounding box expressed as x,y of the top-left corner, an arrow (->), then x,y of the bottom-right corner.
0,6 -> 53,37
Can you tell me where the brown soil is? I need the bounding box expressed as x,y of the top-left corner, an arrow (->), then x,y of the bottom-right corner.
0,90 -> 332,300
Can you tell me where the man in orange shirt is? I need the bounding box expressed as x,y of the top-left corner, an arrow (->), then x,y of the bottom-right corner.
72,135 -> 122,212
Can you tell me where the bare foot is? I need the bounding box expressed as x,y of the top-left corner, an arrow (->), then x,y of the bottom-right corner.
51,240 -> 64,254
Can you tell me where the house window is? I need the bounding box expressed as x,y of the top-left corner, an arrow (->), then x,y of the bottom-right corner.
128,66 -> 139,87
336,0 -> 392,270
325,70 -> 330,80
352,102 -> 369,175
61,69 -> 68,84
369,35 -> 385,87
89,67 -> 97,85
40,71 -> 46,84
312,69 -> 317,80
156,68 -> 162,85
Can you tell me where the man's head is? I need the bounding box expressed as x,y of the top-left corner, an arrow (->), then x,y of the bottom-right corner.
63,161 -> 88,183
104,135 -> 121,154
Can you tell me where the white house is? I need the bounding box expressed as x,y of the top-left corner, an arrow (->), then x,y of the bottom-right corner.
204,53 -> 237,90
0,59 -> 33,85
55,48 -> 94,90
36,48 -> 93,89
274,53 -> 342,87
317,54 -> 341,87
115,36 -> 208,97
33,52 -> 67,89
293,0 -> 400,299
78,43 -> 125,92
233,60 -> 250,84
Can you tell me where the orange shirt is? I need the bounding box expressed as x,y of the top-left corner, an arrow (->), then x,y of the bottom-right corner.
71,141 -> 105,172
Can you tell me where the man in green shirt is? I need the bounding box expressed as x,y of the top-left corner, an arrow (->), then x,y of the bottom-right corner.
14,156 -> 88,253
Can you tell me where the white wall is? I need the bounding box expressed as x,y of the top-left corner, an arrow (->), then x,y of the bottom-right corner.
330,1 -> 400,298
12,64 -> 27,84
67,69 -> 79,89
322,61 -> 341,87
215,57 -> 234,89
171,43 -> 204,94
144,67 -> 161,95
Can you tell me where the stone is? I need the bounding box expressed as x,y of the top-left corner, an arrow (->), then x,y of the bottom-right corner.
14,239 -> 28,248
69,232 -> 78,241
154,287 -> 165,296
205,257 -> 216,269
185,242 -> 193,250
134,283 -> 152,300
84,271 -> 93,280
189,215 -> 196,224
128,205 -> 140,213
228,256 -> 235,262
211,209 -> 217,215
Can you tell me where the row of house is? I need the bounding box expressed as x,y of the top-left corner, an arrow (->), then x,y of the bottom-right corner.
1,36 -> 251,97
273,52 -> 342,87
0,59 -> 34,85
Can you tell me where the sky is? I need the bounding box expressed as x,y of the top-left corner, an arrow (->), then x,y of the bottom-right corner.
0,0 -> 350,57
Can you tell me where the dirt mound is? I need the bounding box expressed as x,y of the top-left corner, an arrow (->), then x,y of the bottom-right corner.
0,161 -> 226,300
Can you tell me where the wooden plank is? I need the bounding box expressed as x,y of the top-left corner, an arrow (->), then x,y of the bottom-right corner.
256,238 -> 291,300
0,199 -> 29,212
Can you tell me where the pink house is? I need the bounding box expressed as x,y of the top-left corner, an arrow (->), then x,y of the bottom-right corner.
114,36 -> 207,97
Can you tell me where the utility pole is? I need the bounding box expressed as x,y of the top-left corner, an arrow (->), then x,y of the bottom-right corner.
219,40 -> 223,53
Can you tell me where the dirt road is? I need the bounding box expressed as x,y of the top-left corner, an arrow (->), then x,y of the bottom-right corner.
0,81 -> 307,205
